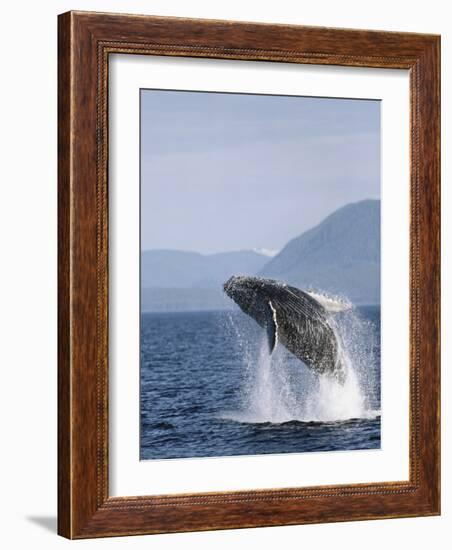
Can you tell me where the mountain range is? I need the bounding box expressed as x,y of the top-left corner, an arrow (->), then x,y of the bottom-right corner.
141,249 -> 269,289
141,199 -> 380,312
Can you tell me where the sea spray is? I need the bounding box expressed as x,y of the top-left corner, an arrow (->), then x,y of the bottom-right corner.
332,307 -> 381,415
223,305 -> 380,424
303,366 -> 365,422
244,339 -> 298,423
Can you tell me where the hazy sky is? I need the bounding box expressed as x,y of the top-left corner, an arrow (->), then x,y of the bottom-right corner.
141,89 -> 380,254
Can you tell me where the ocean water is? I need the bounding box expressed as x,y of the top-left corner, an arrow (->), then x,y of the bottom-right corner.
140,306 -> 381,460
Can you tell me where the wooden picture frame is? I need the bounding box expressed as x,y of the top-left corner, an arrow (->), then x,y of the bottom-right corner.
58,11 -> 440,539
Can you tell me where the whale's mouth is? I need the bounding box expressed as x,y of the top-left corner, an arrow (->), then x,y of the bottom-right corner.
224,275 -> 274,295
223,276 -> 236,297
223,275 -> 252,300
223,276 -> 265,320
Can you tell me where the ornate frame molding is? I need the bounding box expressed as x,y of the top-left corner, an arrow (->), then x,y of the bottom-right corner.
58,11 -> 440,538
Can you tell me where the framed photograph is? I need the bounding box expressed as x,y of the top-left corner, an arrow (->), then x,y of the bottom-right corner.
58,11 -> 440,539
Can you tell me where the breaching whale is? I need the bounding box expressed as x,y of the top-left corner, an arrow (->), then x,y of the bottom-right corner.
223,275 -> 350,382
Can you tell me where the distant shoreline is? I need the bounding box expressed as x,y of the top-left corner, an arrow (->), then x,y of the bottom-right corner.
141,304 -> 381,315
141,200 -> 381,310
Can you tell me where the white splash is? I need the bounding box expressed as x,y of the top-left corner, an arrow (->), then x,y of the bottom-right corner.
306,290 -> 352,313
303,364 -> 365,422
223,306 -> 380,425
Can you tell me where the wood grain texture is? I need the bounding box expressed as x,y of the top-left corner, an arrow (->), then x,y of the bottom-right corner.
57,11 -> 440,539
57,10 -> 72,538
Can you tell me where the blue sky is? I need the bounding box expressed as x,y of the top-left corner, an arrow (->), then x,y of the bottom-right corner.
141,89 -> 380,254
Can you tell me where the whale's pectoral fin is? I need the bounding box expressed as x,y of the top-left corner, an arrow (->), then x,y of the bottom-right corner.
265,300 -> 278,354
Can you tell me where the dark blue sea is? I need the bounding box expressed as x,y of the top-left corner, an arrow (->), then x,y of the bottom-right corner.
140,306 -> 381,460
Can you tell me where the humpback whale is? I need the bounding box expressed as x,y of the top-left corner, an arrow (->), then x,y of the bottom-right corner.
223,275 -> 350,382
